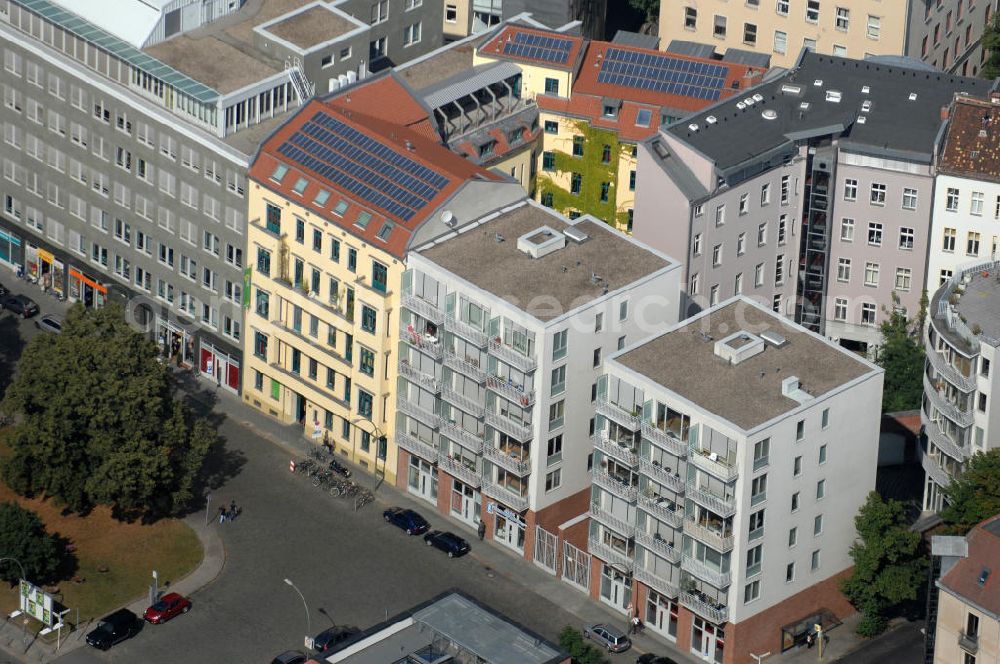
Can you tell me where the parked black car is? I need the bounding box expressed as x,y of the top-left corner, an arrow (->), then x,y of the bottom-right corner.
0,294 -> 38,318
312,625 -> 361,653
383,507 -> 430,535
637,655 -> 679,664
423,530 -> 470,557
271,651 -> 307,664
0,282 -> 7,296
86,608 -> 141,650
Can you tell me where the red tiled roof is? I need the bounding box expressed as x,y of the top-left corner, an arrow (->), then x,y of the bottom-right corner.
572,41 -> 761,113
325,73 -> 441,142
479,25 -> 585,72
537,94 -> 667,142
939,96 -> 1000,183
454,122 -> 541,164
249,99 -> 500,259
939,514 -> 1000,617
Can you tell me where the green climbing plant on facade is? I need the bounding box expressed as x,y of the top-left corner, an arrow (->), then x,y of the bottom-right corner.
537,120 -> 632,228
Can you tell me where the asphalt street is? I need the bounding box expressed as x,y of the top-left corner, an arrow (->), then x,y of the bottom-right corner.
833,620 -> 925,663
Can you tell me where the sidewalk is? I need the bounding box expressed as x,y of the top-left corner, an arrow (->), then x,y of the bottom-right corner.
174,375 -> 702,663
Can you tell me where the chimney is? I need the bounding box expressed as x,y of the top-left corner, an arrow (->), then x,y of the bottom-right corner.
940,105 -> 950,122
990,90 -> 1000,105
404,140 -> 415,151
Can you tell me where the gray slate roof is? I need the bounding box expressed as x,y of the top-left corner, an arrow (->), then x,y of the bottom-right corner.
612,30 -> 659,49
667,50 -> 991,171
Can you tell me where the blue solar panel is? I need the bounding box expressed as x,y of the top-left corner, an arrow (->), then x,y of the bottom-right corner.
276,111 -> 449,222
597,47 -> 729,99
501,30 -> 572,65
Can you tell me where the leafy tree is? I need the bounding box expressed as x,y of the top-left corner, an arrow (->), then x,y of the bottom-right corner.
982,14 -> 1000,80
1,304 -> 216,520
0,502 -> 61,584
558,626 -> 609,664
627,0 -> 660,27
875,299 -> 925,412
841,492 -> 927,637
940,449 -> 1000,535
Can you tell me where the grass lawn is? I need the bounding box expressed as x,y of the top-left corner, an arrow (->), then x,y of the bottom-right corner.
0,429 -> 203,623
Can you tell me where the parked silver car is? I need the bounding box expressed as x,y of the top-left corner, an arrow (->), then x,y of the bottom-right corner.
583,623 -> 632,653
35,314 -> 62,334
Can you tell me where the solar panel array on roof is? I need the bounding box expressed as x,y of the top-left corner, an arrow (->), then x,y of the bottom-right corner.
501,30 -> 573,65
276,111 -> 448,221
597,48 -> 727,101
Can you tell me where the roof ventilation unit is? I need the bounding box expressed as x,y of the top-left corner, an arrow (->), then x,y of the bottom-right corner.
762,109 -> 778,120
752,93 -> 764,102
714,331 -> 766,365
825,90 -> 842,103
688,123 -> 700,131
563,226 -> 589,244
780,84 -> 802,95
517,226 -> 564,258
744,97 -> 755,106
781,376 -> 813,403
760,330 -> 787,347
861,85 -> 870,94
813,79 -> 823,87
799,102 -> 810,111
736,101 -> 747,110
861,100 -> 872,112
440,210 -> 456,227
908,92 -> 918,101
706,115 -> 718,124
857,115 -> 867,124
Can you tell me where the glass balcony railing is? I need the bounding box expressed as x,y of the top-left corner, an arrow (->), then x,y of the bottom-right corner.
592,433 -> 639,467
596,398 -> 641,430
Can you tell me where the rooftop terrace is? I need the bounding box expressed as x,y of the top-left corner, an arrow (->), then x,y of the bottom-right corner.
931,261 -> 1000,352
417,203 -> 672,321
938,96 -> 1000,183
615,299 -> 876,430
262,4 -> 359,49
396,41 -> 480,92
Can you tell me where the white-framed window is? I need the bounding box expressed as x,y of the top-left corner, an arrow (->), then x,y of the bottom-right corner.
781,175 -> 790,204
971,191 -> 984,216
967,231 -> 981,256
715,204 -> 725,226
754,263 -> 764,287
370,0 -> 389,24
864,262 -> 879,287
690,272 -> 700,295
945,187 -> 959,211
837,258 -> 851,282
895,267 -> 912,291
403,22 -> 422,46
834,297 -> 847,321
739,192 -> 749,215
840,218 -> 854,241
445,4 -> 457,22
775,254 -> 784,285
734,272 -> 743,294
405,0 -> 422,8
776,0 -> 789,15
943,227 -> 956,252
870,182 -> 886,205
835,6 -> 849,29
806,0 -> 820,22
757,222 -> 767,246
867,221 -> 882,246
861,303 -> 877,326
712,243 -> 722,267
866,15 -> 880,39
709,284 -> 720,305
778,215 -> 787,245
693,233 -> 702,255
773,30 -> 787,53
902,188 -> 918,210
899,227 -> 914,250
843,179 -> 857,201
684,6 -> 697,28
737,232 -> 747,255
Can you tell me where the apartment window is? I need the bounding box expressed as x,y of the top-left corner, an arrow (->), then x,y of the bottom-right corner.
867,15 -> 880,39
737,233 -> 747,255
712,244 -> 723,267
757,222 -> 767,246
898,227 -> 914,250
789,527 -> 798,547
946,187 -> 959,211
445,4 -> 457,21
553,330 -> 567,360
360,305 -> 377,333
832,297 -> 846,321
967,231 -> 981,256
895,268 -> 912,291
549,400 -> 565,430
754,263 -> 764,287
545,469 -> 562,492
971,191 -> 984,216
943,227 -> 957,252
690,273 -> 700,295
370,0 -> 389,23
777,0 -> 789,14
403,22 -> 422,46
816,479 -> 826,500
753,438 -> 769,470
796,419 -> 805,441
348,248 -> 357,272
359,347 -> 375,377
547,435 -> 563,465
806,0 -> 820,22
844,179 -> 858,201
748,510 -> 765,540
744,579 -> 760,604
867,222 -> 883,246
744,22 -> 758,45
551,366 -> 566,396
981,358 -> 991,378
543,120 -> 558,135
570,173 -> 582,195
685,7 -> 697,28
751,474 -> 767,505
977,393 -> 987,412
861,303 -> 877,326
592,348 -> 602,368
786,562 -> 796,582
774,30 -> 787,53
599,182 -> 610,203
746,545 -> 763,577
791,492 -> 800,511
619,301 -> 628,321
902,188 -> 918,210
830,5 -> 849,29
837,258 -> 851,282
814,515 -> 823,536
870,183 -> 886,205
713,15 -> 727,38
775,254 -> 784,285
840,218 -> 854,242
734,273 -> 743,294
715,204 -> 725,226
864,262 -> 879,287
709,285 -> 720,306
617,336 -> 626,350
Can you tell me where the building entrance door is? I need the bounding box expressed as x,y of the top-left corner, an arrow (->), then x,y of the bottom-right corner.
691,617 -> 724,663
645,591 -> 678,641
450,480 -> 479,527
599,564 -> 632,613
407,456 -> 437,504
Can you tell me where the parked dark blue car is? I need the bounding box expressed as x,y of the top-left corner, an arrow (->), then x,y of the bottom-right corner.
383,507 -> 430,535
423,530 -> 470,557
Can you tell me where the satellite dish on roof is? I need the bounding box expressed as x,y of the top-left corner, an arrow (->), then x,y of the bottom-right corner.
441,210 -> 455,227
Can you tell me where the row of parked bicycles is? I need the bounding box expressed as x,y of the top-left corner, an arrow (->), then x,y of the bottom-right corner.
293,446 -> 375,509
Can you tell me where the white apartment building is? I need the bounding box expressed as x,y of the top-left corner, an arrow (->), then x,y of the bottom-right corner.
590,297 -> 883,663
921,261 -> 1000,512
395,199 -> 681,566
928,95 -> 1000,293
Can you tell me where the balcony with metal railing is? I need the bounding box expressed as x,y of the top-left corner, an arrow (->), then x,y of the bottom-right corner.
437,453 -> 482,488
486,375 -> 535,407
401,293 -> 444,324
639,459 -> 686,494
400,320 -> 444,359
958,631 -> 978,654
924,418 -> 970,463
688,447 -> 739,482
396,431 -> 438,462
438,420 -> 484,454
687,484 -> 737,517
484,411 -> 533,441
589,502 -> 635,538
588,536 -> 634,572
398,361 -> 441,393
923,373 -> 975,427
679,591 -> 729,624
442,386 -> 486,417
397,397 -> 439,429
481,480 -> 529,512
596,399 -> 641,430
593,434 -> 639,467
641,422 -> 688,457
920,445 -> 954,487
488,339 -> 537,372
634,566 -> 679,599
444,351 -> 487,383
681,555 -> 731,589
592,469 -> 638,503
446,315 -> 489,347
635,531 -> 681,563
638,494 -> 684,529
483,445 -> 531,475
924,342 -> 977,392
684,519 -> 735,552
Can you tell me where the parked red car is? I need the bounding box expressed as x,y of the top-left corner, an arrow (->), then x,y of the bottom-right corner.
143,592 -> 191,624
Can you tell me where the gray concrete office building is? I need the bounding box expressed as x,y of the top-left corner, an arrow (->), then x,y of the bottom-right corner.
0,0 -> 442,392
633,49 -> 990,355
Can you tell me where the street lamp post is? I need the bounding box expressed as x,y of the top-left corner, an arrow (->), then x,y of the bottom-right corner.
284,578 -> 311,641
352,418 -> 387,484
0,557 -> 27,582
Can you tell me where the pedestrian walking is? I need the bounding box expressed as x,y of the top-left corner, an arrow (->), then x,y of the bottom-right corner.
229,500 -> 238,521
218,507 -> 226,524
477,520 -> 486,541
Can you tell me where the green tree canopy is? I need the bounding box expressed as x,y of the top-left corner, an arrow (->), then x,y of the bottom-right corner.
558,626 -> 609,664
941,448 -> 1000,535
982,14 -> 1000,80
841,492 -> 927,637
0,502 -> 61,584
627,0 -> 659,24
875,302 -> 925,412
1,304 -> 216,519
